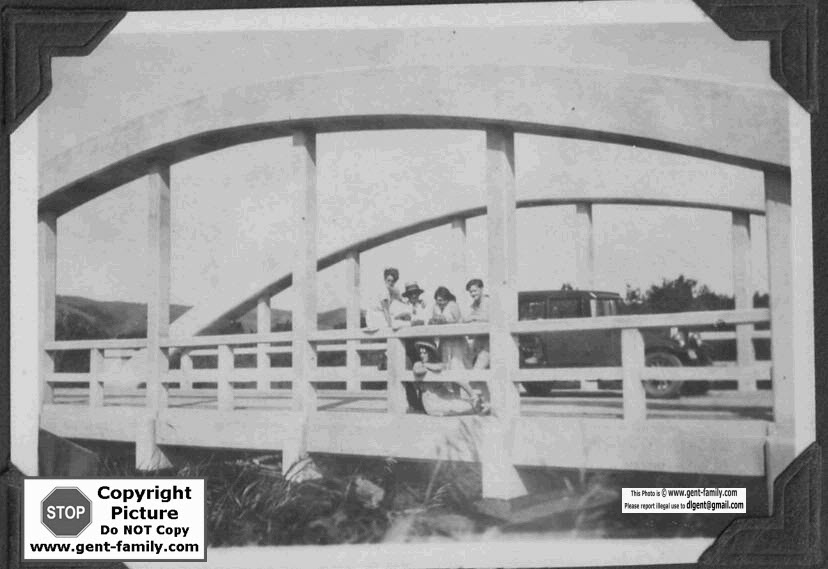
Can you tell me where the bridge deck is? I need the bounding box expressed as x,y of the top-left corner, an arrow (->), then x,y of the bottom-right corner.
41,389 -> 772,477
49,388 -> 772,421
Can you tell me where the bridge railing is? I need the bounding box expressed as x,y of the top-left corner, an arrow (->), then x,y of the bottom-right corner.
43,307 -> 771,422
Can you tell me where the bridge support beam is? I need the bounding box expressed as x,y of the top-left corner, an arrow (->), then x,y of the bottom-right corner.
450,218 -> 468,297
574,203 -> 595,290
38,211 -> 57,407
140,165 -> 172,471
345,250 -> 361,391
256,295 -> 271,390
285,130 -> 319,473
764,169 -> 795,510
484,127 -> 526,500
732,211 -> 756,391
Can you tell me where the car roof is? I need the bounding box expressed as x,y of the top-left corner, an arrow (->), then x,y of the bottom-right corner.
518,290 -> 622,300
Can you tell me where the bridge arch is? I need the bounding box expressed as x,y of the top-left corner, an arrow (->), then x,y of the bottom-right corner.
39,65 -> 789,215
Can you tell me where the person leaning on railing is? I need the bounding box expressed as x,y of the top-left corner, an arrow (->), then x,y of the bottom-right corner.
463,278 -> 490,369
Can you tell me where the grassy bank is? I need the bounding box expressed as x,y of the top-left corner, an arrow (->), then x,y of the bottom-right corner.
52,439 -> 764,546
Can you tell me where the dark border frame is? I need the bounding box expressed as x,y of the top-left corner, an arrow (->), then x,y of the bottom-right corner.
0,1 -> 824,568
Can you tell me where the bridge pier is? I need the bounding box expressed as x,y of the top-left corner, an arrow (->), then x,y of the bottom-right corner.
135,414 -> 171,471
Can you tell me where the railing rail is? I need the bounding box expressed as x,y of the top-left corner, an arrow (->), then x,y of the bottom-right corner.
44,308 -> 772,421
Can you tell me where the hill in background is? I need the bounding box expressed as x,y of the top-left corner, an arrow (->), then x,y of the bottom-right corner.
56,295 -> 357,340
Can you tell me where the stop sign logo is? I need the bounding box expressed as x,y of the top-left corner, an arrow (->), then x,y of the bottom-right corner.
41,487 -> 92,537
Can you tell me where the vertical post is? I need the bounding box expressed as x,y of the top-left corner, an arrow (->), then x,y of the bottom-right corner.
88,348 -> 105,408
450,218 -> 468,296
217,344 -> 234,412
146,165 -> 171,411
483,127 -> 526,500
486,128 -> 520,418
621,328 -> 646,422
764,169 -> 795,506
575,204 -> 599,390
574,203 -> 595,290
732,211 -> 756,391
139,165 -> 172,471
386,338 -> 408,414
345,250 -> 361,392
38,211 -> 57,405
284,130 -> 318,474
256,295 -> 271,390
180,350 -> 193,390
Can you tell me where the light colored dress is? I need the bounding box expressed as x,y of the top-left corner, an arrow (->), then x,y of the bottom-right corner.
431,300 -> 471,370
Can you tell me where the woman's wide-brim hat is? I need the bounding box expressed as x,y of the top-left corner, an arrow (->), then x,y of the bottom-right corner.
414,340 -> 439,355
402,281 -> 425,298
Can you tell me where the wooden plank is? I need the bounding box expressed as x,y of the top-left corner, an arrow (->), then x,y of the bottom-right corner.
516,367 -> 623,382
39,211 -> 57,405
165,368 -> 295,384
310,322 -> 488,342
88,349 -> 105,408
46,338 -> 148,350
385,338 -> 408,414
162,331 -> 293,348
512,417 -> 767,476
732,211 -> 756,391
574,203 -> 594,290
450,218 -> 468,296
511,308 -> 769,334
146,166 -> 171,411
156,408 -> 299,450
621,329 -> 646,423
312,368 -> 386,383
217,344 -> 234,411
47,373 -> 94,384
641,364 -> 771,382
256,296 -> 272,390
345,250 -> 361,391
764,170 -> 795,484
699,330 -> 771,341
40,405 -> 142,442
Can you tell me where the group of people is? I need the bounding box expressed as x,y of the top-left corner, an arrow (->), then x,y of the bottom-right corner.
365,267 -> 491,416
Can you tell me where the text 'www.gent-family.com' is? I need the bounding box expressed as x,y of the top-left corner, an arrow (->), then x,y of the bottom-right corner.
23,478 -> 206,561
622,487 -> 746,514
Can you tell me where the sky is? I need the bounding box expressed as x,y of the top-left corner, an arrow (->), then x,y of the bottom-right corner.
38,2 -> 782,314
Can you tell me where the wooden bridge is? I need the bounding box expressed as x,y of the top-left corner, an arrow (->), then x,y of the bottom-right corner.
37,65 -> 801,501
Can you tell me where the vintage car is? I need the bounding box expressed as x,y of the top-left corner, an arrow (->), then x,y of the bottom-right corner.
517,290 -> 712,398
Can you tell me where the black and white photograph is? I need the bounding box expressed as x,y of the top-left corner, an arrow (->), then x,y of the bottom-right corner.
7,0 -> 822,567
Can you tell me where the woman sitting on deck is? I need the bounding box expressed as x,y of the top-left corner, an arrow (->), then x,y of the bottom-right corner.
412,341 -> 487,416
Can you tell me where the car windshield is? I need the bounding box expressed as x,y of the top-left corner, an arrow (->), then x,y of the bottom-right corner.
594,299 -> 619,317
547,298 -> 581,318
520,301 -> 546,320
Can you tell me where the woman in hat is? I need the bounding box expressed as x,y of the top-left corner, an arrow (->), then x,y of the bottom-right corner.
412,341 -> 486,416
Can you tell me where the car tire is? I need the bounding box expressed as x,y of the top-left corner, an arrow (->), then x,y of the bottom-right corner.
642,351 -> 683,399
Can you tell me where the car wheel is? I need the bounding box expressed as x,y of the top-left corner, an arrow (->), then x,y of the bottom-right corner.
522,382 -> 555,397
642,351 -> 683,399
